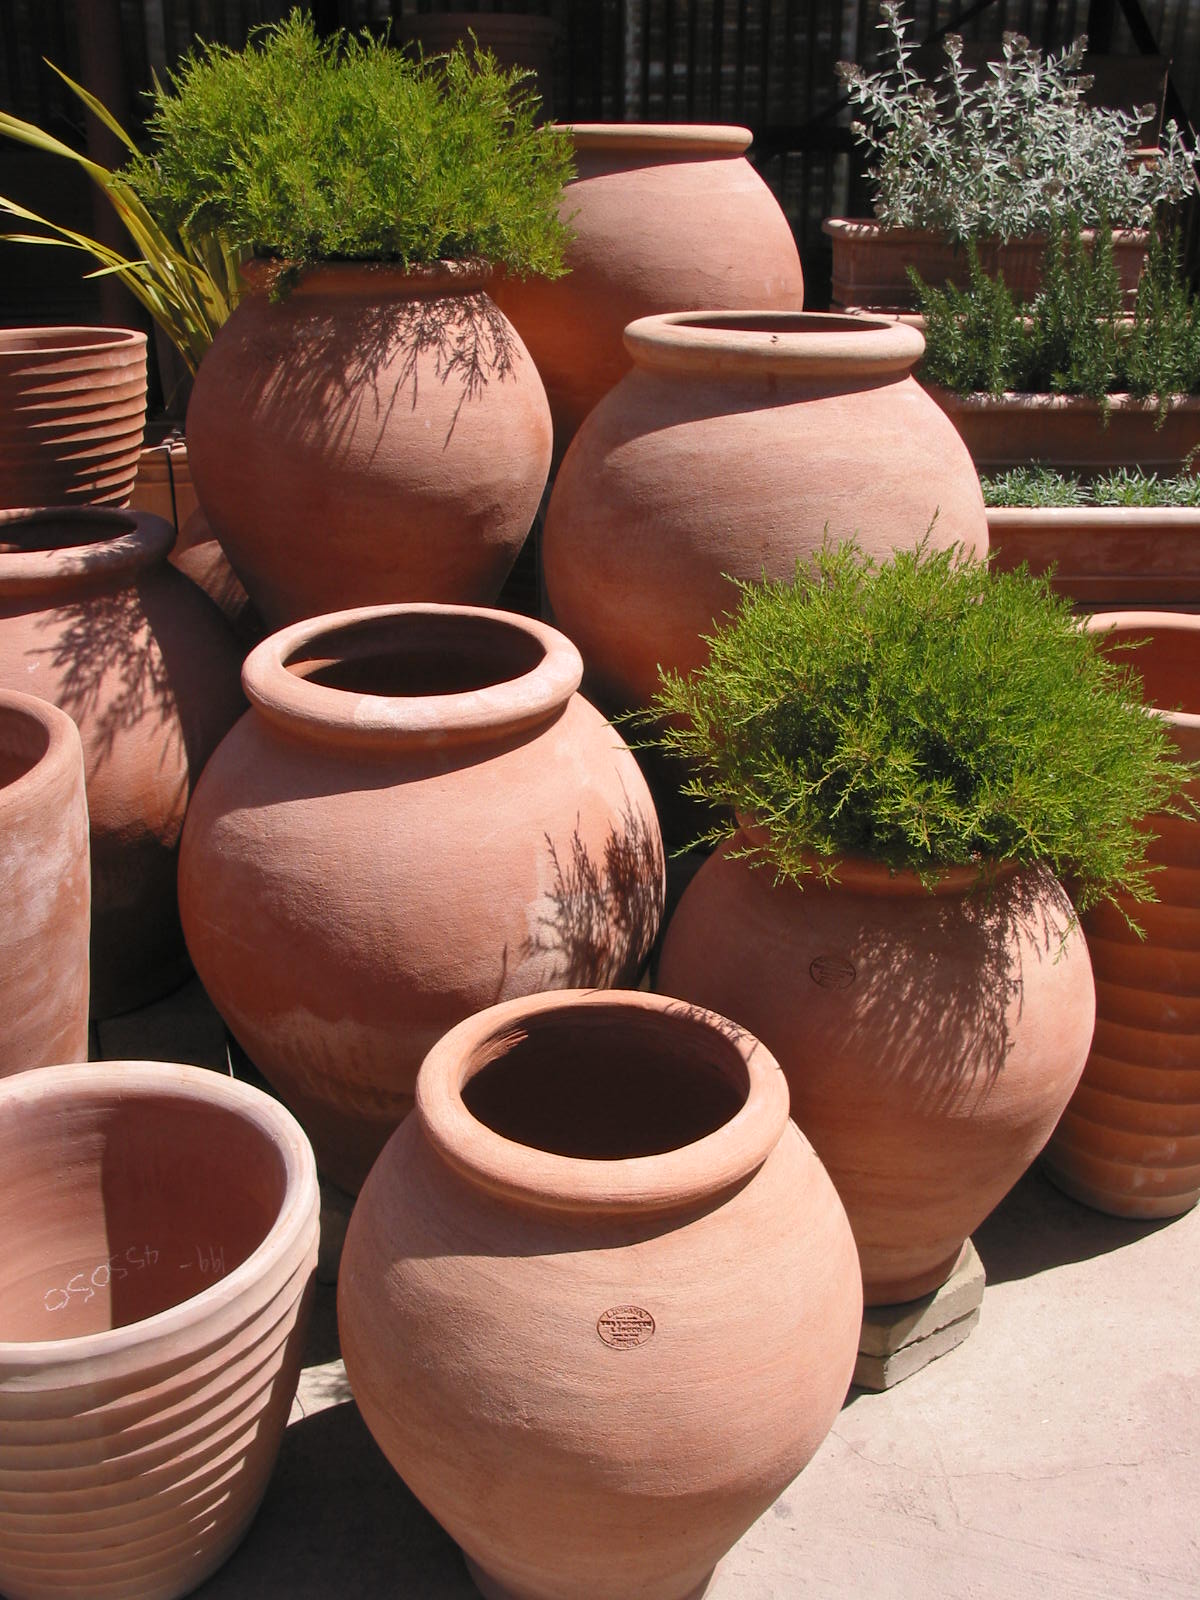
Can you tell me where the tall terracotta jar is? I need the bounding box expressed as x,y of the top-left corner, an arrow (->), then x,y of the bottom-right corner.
0,327 -> 148,510
186,262 -> 552,629
0,690 -> 90,1076
543,311 -> 989,714
178,605 -> 665,1193
339,989 -> 862,1600
491,123 -> 806,462
0,1059 -> 319,1600
1044,612 -> 1200,1218
0,507 -> 245,1017
658,839 -> 1096,1304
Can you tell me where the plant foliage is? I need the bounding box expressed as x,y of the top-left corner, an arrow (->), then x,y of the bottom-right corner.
124,9 -> 573,279
838,3 -> 1199,241
647,541 -> 1185,913
983,463 -> 1200,506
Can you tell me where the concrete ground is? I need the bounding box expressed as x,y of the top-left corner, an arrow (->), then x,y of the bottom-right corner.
95,978 -> 1200,1600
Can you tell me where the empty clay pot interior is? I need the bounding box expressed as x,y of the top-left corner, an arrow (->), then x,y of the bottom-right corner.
1092,621 -> 1198,714
680,312 -> 876,337
286,612 -> 546,699
0,699 -> 49,791
0,1091 -> 288,1342
0,508 -> 134,554
461,1003 -> 749,1159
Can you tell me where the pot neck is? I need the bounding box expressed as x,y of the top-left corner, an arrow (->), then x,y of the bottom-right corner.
0,509 -> 172,600
623,311 -> 925,383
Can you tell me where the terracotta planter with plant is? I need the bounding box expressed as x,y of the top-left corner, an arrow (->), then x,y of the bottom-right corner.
339,989 -> 862,1600
652,542 -> 1184,1304
0,1059 -> 319,1600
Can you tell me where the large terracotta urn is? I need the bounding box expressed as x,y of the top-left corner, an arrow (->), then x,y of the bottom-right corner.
0,507 -> 245,1017
0,1059 -> 319,1600
491,123 -> 806,462
0,690 -> 90,1075
178,604 -> 665,1193
0,326 -> 147,509
186,261 -> 552,629
543,311 -> 989,714
1044,612 -> 1200,1218
339,989 -> 862,1600
658,839 -> 1096,1304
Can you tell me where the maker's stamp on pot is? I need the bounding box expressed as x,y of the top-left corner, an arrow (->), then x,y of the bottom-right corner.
809,954 -> 856,990
597,1305 -> 655,1349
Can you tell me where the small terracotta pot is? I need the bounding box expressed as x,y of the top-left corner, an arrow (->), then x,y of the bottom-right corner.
186,261 -> 552,629
0,507 -> 245,1017
1043,612 -> 1200,1217
339,989 -> 862,1600
0,690 -> 90,1075
179,605 -> 665,1192
544,311 -> 988,714
130,433 -> 201,534
0,327 -> 148,509
492,123 -> 806,462
928,390 -> 1200,476
988,505 -> 1200,609
0,1059 -> 319,1600
658,841 -> 1096,1304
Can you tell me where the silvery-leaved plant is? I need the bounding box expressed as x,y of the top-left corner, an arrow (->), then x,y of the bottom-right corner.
837,3 -> 1199,241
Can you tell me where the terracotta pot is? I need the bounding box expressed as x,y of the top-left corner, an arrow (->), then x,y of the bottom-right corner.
657,841 -> 1096,1304
928,390 -> 1200,476
130,432 -> 200,534
186,261 -> 552,629
491,124 -> 806,463
823,219 -> 1149,312
1043,612 -> 1200,1218
171,508 -> 264,651
339,988 -> 862,1600
0,327 -> 147,509
178,604 -> 665,1192
0,1059 -> 319,1600
543,311 -> 989,714
988,505 -> 1200,608
0,690 -> 90,1075
0,507 -> 245,1017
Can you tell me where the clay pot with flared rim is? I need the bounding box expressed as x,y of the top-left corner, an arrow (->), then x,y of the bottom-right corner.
657,838 -> 1096,1304
542,311 -> 989,716
0,507 -> 245,1018
0,691 -> 90,1075
491,123 -> 806,464
185,261 -> 552,629
338,988 -> 862,1600
1043,612 -> 1200,1218
178,605 -> 665,1193
0,327 -> 148,510
0,1059 -> 319,1600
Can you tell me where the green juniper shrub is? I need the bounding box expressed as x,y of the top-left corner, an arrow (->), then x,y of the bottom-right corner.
646,540 -> 1186,917
983,462 -> 1200,506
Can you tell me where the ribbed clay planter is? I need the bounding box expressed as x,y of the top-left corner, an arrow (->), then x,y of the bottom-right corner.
988,505 -> 1200,608
544,311 -> 988,715
339,989 -> 862,1600
0,327 -> 147,510
1043,612 -> 1200,1218
0,691 -> 90,1076
186,261 -> 552,629
0,507 -> 245,1017
657,839 -> 1096,1304
0,1059 -> 319,1600
178,605 -> 665,1193
928,390 -> 1200,476
491,124 -> 806,463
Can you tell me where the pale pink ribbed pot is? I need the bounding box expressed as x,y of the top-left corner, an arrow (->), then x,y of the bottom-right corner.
0,1060 -> 319,1600
0,691 -> 90,1075
339,989 -> 862,1600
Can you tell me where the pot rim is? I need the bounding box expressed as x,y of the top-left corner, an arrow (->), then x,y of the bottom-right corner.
0,325 -> 148,359
0,507 -> 173,596
928,387 -> 1200,414
735,820 -> 1021,898
242,602 -> 584,751
821,217 -> 1150,246
414,988 -> 791,1214
0,689 -> 83,812
0,1060 -> 318,1371
237,257 -> 494,298
1084,609 -> 1200,732
565,122 -> 752,155
622,309 -> 925,379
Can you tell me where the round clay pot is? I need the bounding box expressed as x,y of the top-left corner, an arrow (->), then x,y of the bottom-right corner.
0,690 -> 90,1075
171,507 -> 264,652
0,507 -> 245,1017
1043,612 -> 1200,1218
543,311 -> 989,714
178,604 -> 665,1193
658,840 -> 1096,1304
186,261 -> 552,629
338,988 -> 862,1600
0,1059 -> 319,1600
492,123 -> 806,463
0,327 -> 148,509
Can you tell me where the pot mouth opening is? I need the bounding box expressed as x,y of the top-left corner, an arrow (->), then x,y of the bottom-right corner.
1086,612 -> 1200,726
623,310 -> 924,378
0,326 -> 144,357
0,507 -> 137,556
284,610 -> 547,699
0,697 -> 50,792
